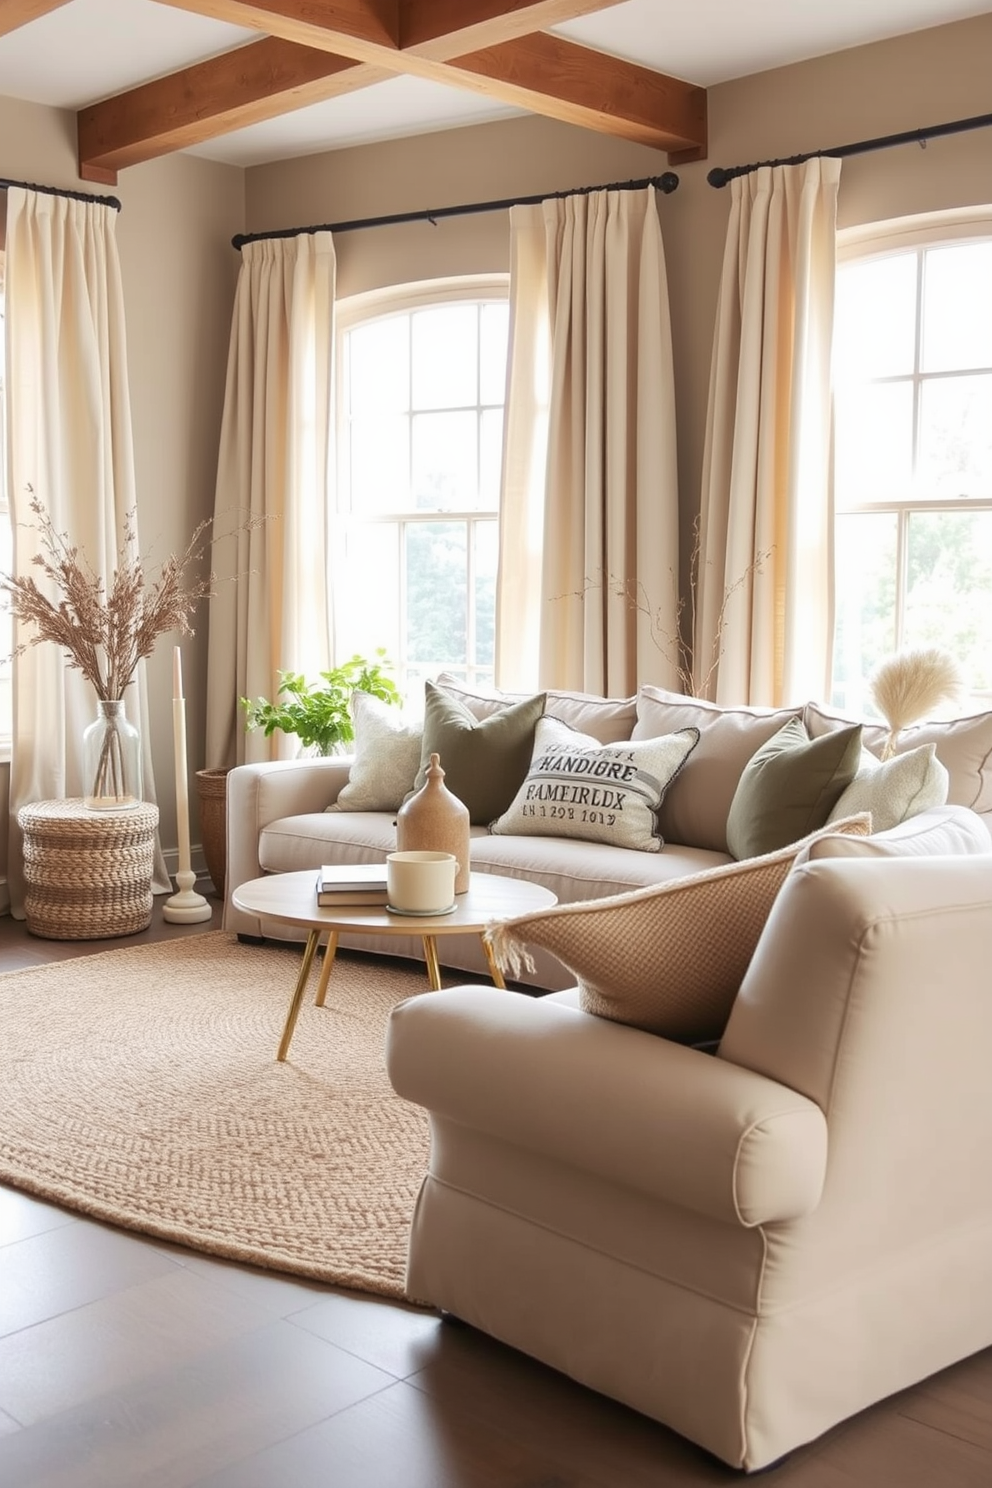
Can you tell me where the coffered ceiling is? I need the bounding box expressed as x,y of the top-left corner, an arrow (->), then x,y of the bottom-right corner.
0,0 -> 989,185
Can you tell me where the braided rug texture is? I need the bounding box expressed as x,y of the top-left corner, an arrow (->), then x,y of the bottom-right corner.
0,932 -> 431,1299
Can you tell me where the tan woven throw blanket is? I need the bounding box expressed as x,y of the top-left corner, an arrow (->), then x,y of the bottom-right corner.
0,932 -> 431,1299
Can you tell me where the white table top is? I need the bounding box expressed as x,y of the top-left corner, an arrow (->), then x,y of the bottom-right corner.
231,869 -> 557,935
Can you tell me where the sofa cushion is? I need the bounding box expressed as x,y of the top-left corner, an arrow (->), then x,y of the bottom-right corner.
470,833 -> 730,906
632,687 -> 802,853
486,814 -> 871,1045
826,743 -> 948,832
726,719 -> 863,860
411,681 -> 546,825
804,701 -> 992,815
332,690 -> 422,813
435,672 -> 636,744
489,715 -> 699,852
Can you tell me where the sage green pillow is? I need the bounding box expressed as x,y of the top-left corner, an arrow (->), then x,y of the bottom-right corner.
726,718 -> 863,860
411,681 -> 547,824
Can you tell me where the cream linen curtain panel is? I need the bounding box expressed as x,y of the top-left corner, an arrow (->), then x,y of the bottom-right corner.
696,158 -> 841,706
205,232 -> 334,767
496,186 -> 681,696
4,186 -> 168,915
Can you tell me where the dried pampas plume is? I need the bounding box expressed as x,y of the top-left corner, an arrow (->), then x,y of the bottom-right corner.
870,647 -> 964,759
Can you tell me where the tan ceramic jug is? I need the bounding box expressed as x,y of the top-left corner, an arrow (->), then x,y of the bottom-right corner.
396,752 -> 471,894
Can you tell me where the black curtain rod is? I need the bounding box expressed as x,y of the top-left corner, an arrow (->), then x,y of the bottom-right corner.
231,171 -> 679,250
0,175 -> 121,210
708,109 -> 992,187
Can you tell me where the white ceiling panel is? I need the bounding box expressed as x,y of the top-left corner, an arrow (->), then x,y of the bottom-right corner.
0,0 -> 988,168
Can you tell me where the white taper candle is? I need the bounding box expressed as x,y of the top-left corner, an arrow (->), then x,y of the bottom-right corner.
173,646 -> 191,873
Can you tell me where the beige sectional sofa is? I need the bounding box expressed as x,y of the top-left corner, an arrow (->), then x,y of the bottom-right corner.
223,675 -> 992,988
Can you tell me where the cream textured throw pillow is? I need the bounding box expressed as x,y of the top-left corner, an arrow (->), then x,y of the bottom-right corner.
827,743 -> 948,832
489,715 -> 699,852
332,691 -> 422,813
486,814 -> 871,1044
804,701 -> 992,814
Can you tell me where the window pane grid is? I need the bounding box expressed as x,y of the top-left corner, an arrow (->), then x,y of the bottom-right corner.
335,288 -> 508,699
832,232 -> 992,705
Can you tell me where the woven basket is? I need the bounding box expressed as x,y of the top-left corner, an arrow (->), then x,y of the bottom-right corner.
195,767 -> 231,898
19,798 -> 159,940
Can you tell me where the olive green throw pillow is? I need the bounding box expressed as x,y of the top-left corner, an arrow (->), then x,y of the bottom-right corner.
411,681 -> 547,824
726,718 -> 863,860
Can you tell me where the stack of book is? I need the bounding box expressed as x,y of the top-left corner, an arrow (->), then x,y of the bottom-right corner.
315,862 -> 389,907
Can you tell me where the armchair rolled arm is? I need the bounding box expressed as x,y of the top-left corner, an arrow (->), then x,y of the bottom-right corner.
387,986 -> 827,1228
223,757 -> 353,934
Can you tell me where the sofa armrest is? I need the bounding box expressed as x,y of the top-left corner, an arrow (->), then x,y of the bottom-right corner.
386,987 -> 827,1227
816,804 -> 992,858
223,757 -> 353,935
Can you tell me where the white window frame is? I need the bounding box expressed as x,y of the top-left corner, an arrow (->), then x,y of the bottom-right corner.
833,208 -> 992,708
332,275 -> 509,702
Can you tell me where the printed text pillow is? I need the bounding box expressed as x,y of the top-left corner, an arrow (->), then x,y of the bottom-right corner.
489,715 -> 699,852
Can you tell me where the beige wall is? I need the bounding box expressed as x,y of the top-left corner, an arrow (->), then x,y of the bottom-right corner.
2,9 -> 992,874
246,9 -> 992,604
0,97 -> 245,878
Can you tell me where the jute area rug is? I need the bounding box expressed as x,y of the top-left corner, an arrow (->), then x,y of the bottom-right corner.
0,932 -> 433,1300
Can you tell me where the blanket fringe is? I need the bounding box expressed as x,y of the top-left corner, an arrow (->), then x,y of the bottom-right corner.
484,920 -> 535,979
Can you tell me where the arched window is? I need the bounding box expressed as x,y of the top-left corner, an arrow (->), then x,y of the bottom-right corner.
332,277 -> 509,705
832,210 -> 992,713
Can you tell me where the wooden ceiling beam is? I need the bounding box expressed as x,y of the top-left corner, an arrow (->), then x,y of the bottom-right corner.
0,0 -> 71,38
397,1 -> 629,58
154,0 -> 628,62
80,0 -> 707,180
152,0 -> 402,56
78,38 -> 388,182
449,34 -> 707,153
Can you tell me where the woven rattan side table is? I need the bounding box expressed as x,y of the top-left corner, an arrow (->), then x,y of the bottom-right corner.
18,798 -> 160,940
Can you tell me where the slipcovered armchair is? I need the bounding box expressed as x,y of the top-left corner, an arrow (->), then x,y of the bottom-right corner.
385,854 -> 992,1472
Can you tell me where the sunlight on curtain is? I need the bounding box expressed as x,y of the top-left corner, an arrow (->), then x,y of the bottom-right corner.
497,186 -> 681,697
205,232 -> 335,767
697,158 -> 840,706
4,187 -> 169,915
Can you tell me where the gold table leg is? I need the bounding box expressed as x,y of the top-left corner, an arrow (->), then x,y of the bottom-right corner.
481,935 -> 506,989
313,930 -> 339,1008
276,928 -> 321,1062
422,935 -> 443,990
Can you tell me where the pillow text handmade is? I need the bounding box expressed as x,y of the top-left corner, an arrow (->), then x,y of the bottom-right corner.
490,715 -> 699,852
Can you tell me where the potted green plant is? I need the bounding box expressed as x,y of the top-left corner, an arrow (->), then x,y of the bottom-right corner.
241,652 -> 401,756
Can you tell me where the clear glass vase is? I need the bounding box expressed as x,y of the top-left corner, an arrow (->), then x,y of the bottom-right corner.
83,699 -> 142,811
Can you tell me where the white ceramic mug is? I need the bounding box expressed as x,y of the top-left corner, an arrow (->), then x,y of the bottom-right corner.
386,850 -> 457,914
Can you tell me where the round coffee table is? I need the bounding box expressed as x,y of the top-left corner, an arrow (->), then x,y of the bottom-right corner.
231,869 -> 557,1061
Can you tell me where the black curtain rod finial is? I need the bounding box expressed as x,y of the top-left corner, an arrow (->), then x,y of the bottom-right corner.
707,166 -> 731,188
659,171 -> 680,194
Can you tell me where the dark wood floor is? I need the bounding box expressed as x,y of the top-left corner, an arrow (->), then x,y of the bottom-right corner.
1,898 -> 991,1487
